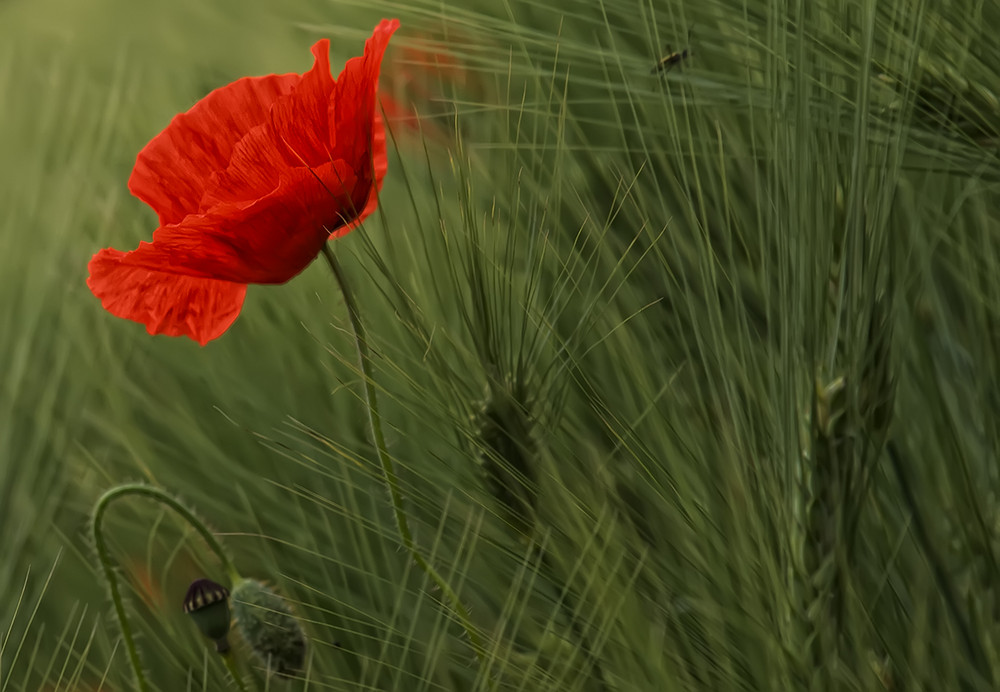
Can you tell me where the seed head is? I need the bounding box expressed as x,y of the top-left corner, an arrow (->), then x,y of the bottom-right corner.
475,382 -> 538,538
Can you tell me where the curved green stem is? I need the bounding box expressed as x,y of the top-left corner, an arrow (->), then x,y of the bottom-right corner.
92,483 -> 242,691
321,244 -> 487,667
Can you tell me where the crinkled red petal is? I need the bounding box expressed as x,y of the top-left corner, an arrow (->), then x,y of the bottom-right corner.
269,39 -> 337,168
203,41 -> 337,209
331,20 -> 398,172
87,248 -> 247,345
129,73 -> 300,225
127,160 -> 359,284
335,110 -> 388,237
329,19 -> 399,224
203,23 -> 396,239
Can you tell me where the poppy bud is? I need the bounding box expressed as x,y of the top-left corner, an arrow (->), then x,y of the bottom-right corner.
230,579 -> 306,678
183,578 -> 231,653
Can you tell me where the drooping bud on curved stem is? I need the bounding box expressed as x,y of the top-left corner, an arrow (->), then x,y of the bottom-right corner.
91,483 -> 241,692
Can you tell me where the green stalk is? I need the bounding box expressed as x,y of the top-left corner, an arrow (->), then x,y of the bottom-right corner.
321,243 -> 487,668
222,653 -> 250,692
92,483 -> 243,691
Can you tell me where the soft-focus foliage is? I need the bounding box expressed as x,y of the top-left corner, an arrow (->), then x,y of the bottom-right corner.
2,0 -> 1000,690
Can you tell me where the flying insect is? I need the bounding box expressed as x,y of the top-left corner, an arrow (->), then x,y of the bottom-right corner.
651,28 -> 694,74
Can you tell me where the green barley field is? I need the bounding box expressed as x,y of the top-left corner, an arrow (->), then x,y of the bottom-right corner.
2,0 -> 999,689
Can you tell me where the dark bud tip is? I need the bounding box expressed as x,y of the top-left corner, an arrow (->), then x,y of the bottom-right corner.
184,578 -> 230,613
184,578 -> 232,646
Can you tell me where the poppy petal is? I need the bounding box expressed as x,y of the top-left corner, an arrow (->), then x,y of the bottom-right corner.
140,160 -> 359,284
201,42 -> 337,210
335,110 -> 388,237
204,28 -> 394,220
129,73 -> 301,225
331,19 -> 399,175
199,119 -> 291,210
268,39 -> 337,168
87,248 -> 247,345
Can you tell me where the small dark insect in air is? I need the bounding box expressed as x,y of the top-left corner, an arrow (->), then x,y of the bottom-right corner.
651,28 -> 694,75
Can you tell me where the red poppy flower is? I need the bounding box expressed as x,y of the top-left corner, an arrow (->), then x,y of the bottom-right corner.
88,19 -> 399,345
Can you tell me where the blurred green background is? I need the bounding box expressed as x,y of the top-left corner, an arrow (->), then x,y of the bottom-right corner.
2,0 -> 1000,690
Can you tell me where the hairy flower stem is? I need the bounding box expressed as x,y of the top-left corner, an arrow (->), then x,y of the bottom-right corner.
91,483 -> 244,692
322,244 -> 487,668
